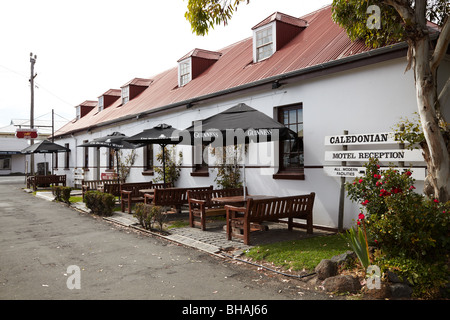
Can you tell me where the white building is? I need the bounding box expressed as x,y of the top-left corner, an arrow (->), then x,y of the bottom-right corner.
0,118 -> 67,175
52,6 -> 450,230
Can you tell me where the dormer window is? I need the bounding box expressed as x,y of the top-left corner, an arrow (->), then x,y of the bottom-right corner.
74,100 -> 96,120
119,78 -> 151,104
252,12 -> 308,63
121,86 -> 129,105
177,49 -> 221,87
179,59 -> 191,87
255,26 -> 274,62
75,106 -> 81,120
98,96 -> 104,112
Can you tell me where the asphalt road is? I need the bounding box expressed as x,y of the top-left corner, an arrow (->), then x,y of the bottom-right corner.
0,176 -> 334,306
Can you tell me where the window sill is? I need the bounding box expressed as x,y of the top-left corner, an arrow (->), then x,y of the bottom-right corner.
191,170 -> 209,177
273,171 -> 305,180
141,170 -> 154,176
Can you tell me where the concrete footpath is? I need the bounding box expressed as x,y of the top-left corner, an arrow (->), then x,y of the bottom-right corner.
34,188 -> 329,259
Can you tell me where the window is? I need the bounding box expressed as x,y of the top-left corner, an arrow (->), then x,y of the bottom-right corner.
108,149 -> 115,170
255,26 -> 273,61
191,144 -> 209,176
98,96 -> 104,112
75,106 -> 81,120
121,86 -> 129,105
179,60 -> 191,87
83,140 -> 89,169
0,156 -> 11,170
144,145 -> 153,171
274,104 -> 304,179
54,152 -> 58,169
64,143 -> 70,169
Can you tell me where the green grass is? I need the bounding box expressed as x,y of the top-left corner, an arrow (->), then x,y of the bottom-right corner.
245,234 -> 349,271
69,196 -> 83,203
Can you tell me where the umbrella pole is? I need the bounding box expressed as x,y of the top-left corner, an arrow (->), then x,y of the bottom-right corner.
115,149 -> 120,183
162,144 -> 166,185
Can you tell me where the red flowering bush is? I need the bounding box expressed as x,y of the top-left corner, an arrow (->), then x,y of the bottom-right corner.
345,158 -> 450,297
346,158 -> 449,261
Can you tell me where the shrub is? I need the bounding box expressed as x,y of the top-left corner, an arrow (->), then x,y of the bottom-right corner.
134,203 -> 167,231
83,191 -> 116,216
52,186 -> 73,204
346,158 -> 449,262
345,158 -> 450,298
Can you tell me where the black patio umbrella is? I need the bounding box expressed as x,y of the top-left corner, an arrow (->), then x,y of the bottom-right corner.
182,103 -> 297,197
125,124 -> 182,185
78,132 -> 142,181
21,140 -> 70,154
21,140 -> 71,175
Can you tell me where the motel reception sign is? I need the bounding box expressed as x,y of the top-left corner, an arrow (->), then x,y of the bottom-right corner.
323,131 -> 426,180
324,149 -> 423,162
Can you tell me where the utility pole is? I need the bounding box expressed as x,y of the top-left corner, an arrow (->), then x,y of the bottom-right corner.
29,53 -> 37,175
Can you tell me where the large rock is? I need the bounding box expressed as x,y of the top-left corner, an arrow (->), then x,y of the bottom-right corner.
322,275 -> 362,293
389,283 -> 413,299
315,259 -> 337,280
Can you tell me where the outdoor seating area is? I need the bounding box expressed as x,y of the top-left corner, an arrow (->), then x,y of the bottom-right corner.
145,186 -> 214,213
26,174 -> 66,191
226,192 -> 315,245
120,181 -> 173,214
81,179 -> 124,199
187,187 -> 248,230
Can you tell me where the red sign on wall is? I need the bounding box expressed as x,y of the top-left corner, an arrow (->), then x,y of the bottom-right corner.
16,128 -> 38,139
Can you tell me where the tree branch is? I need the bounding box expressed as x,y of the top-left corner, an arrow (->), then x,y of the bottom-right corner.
383,0 -> 416,25
438,76 -> 450,111
430,16 -> 450,73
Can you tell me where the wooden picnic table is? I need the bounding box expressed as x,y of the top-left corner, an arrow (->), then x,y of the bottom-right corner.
211,195 -> 276,232
211,195 -> 275,207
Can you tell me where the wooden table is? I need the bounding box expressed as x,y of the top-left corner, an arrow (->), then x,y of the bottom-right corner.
211,195 -> 275,207
212,195 -> 275,233
139,188 -> 155,195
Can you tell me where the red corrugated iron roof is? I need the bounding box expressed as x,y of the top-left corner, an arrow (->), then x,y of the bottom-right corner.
55,5 -> 389,137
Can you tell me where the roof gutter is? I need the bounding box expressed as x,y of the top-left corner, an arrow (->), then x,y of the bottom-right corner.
54,41 -> 409,138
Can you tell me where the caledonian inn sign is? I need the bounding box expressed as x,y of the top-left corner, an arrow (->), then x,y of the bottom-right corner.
323,131 -> 426,179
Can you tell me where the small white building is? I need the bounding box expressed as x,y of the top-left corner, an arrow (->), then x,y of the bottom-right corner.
0,119 -> 67,175
52,6 -> 450,230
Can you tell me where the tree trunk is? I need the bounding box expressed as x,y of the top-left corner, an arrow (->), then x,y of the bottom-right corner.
413,37 -> 450,202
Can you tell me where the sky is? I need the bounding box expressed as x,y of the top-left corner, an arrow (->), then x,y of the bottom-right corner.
0,0 -> 332,128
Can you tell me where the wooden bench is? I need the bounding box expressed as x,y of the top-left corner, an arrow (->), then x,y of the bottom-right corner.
81,179 -> 124,199
27,174 -> 66,191
187,188 -> 247,230
225,192 -> 315,245
120,182 -> 155,214
145,186 -> 213,213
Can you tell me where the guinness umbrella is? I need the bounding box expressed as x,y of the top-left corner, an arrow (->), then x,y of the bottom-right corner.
125,124 -> 182,185
182,103 -> 296,198
21,140 -> 70,175
78,132 -> 141,181
21,140 -> 70,154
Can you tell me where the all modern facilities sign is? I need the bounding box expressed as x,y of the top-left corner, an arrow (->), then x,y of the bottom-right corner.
323,166 -> 426,180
